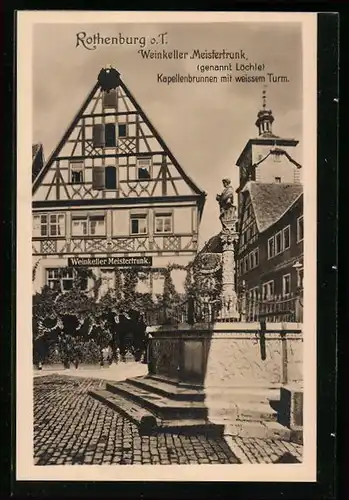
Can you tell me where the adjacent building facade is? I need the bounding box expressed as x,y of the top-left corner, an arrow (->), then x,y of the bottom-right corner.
32,67 -> 206,299
235,94 -> 304,309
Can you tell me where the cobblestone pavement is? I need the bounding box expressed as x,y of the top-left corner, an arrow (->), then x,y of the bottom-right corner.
225,436 -> 303,464
34,375 -> 239,465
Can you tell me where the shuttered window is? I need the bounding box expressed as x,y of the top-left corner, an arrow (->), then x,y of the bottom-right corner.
92,166 -> 105,190
105,166 -> 117,189
103,89 -> 117,109
92,124 -> 105,148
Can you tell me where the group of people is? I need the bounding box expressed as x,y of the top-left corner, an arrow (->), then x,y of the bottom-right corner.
34,307 -> 151,368
102,308 -> 149,364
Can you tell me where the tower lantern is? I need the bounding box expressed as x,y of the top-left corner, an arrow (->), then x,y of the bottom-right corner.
255,87 -> 275,136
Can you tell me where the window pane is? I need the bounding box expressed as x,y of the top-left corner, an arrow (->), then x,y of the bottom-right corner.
155,218 -> 163,233
139,218 -> 147,233
268,238 -> 274,257
41,215 -> 47,223
138,167 -> 150,180
118,124 -> 127,137
283,227 -> 290,248
131,219 -> 139,234
105,166 -> 117,189
164,218 -> 172,232
105,123 -> 116,147
275,233 -> 282,253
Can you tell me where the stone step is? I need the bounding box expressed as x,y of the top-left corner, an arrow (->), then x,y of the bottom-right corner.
89,389 -> 224,436
236,403 -> 278,423
223,420 -> 292,440
88,389 -> 159,434
204,387 -> 280,405
127,376 -> 205,402
148,374 -> 203,390
106,381 -> 208,420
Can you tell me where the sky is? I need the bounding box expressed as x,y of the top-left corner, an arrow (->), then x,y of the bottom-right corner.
33,21 -> 303,248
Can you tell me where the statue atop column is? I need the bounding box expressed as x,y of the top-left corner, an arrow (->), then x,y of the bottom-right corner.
216,178 -> 239,319
216,178 -> 237,232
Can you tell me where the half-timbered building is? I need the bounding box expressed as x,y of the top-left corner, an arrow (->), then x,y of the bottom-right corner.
32,67 -> 206,298
235,93 -> 303,306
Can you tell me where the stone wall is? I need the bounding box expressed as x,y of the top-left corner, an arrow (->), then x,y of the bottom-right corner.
148,322 -> 303,389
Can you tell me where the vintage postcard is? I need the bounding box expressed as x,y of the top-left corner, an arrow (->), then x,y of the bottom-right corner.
16,11 -> 317,482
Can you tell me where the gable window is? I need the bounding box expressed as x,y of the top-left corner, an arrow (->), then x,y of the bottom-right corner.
118,123 -> 127,138
92,123 -> 116,148
275,231 -> 282,255
137,157 -> 152,180
103,89 -> 117,109
155,213 -> 172,234
105,166 -> 117,190
92,166 -> 105,190
267,237 -> 275,259
69,161 -> 84,184
71,213 -> 105,236
33,214 -> 65,237
273,153 -> 281,162
130,214 -> 148,235
297,216 -> 304,242
262,280 -> 274,300
283,226 -> 291,250
282,274 -> 291,297
105,123 -> 116,147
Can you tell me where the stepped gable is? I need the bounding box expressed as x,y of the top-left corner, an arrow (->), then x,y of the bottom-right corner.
244,181 -> 303,233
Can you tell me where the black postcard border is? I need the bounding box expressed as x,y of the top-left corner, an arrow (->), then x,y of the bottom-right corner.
4,7 -> 339,500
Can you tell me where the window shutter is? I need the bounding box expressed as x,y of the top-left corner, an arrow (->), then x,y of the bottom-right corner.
105,166 -> 117,189
93,124 -> 105,148
92,167 -> 105,190
103,89 -> 117,108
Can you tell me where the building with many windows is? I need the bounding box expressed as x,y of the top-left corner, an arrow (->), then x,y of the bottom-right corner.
235,93 -> 303,304
32,67 -> 206,299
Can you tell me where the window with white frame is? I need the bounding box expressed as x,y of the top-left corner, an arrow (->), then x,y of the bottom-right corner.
282,274 -> 291,297
46,268 -> 61,290
297,216 -> 304,242
46,268 -> 87,291
71,213 -> 105,236
33,214 -> 65,237
155,213 -> 172,234
262,280 -> 274,300
267,237 -> 275,259
283,225 -> 291,250
130,214 -> 148,235
69,161 -> 84,184
61,268 -> 74,291
137,157 -> 152,180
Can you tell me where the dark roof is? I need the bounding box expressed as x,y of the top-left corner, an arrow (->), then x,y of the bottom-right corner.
32,144 -> 44,182
32,144 -> 41,159
245,182 -> 303,232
